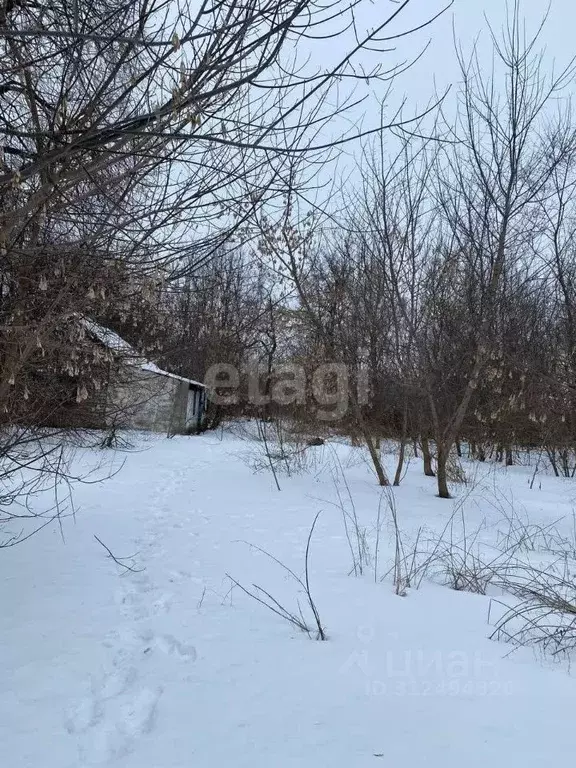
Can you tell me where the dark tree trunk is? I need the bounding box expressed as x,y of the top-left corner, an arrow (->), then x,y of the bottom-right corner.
436,445 -> 451,498
421,437 -> 435,477
351,399 -> 389,486
393,403 -> 409,486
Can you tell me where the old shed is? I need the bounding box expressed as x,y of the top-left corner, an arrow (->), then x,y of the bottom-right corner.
83,321 -> 207,435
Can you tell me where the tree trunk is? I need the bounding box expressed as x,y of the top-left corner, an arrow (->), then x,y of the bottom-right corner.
548,448 -> 559,477
351,398 -> 389,486
436,445 -> 451,498
365,429 -> 389,486
393,403 -> 409,486
505,446 -> 513,466
421,437 -> 435,477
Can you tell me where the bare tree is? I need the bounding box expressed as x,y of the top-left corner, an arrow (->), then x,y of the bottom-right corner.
426,2 -> 576,496
0,0 -> 449,541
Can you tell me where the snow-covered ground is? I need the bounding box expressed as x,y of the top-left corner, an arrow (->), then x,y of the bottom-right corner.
2,429 -> 576,767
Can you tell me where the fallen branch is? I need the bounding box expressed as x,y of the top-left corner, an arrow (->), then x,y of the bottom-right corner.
94,534 -> 144,573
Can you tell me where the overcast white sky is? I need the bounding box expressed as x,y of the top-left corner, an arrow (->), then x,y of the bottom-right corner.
300,0 -> 575,197
393,0 -> 574,109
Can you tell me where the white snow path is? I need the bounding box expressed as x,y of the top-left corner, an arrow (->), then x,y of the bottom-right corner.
1,433 -> 576,767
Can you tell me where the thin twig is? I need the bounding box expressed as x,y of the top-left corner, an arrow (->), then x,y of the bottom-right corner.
94,534 -> 144,573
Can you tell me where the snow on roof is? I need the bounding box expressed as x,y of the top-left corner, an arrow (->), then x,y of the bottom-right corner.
82,318 -> 141,359
141,361 -> 206,389
82,317 -> 206,389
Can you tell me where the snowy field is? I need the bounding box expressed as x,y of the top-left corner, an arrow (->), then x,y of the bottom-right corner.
2,428 -> 576,767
